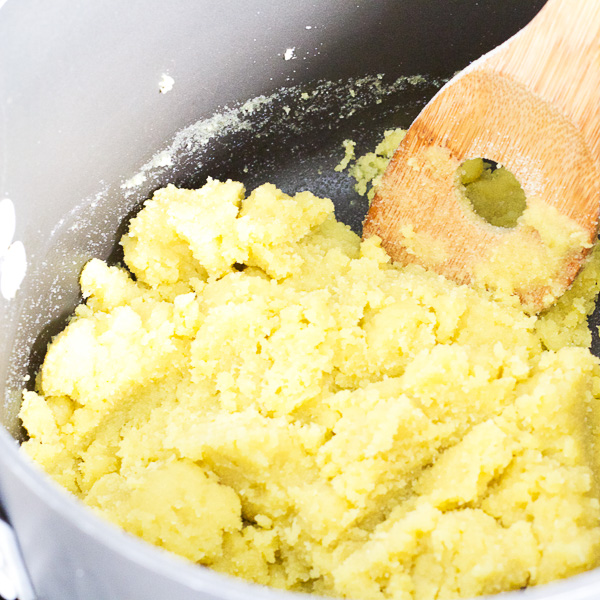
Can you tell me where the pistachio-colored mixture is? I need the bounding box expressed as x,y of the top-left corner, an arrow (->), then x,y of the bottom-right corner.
20,133 -> 600,600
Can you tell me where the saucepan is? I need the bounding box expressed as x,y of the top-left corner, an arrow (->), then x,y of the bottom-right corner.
3,1 -> 599,599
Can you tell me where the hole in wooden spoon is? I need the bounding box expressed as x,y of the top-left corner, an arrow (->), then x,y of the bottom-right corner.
457,158 -> 526,228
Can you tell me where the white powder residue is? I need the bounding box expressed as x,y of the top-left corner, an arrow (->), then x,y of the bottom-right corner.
121,73 -> 444,194
121,96 -> 273,194
121,172 -> 147,190
147,150 -> 173,169
284,48 -> 296,61
120,150 -> 174,190
159,73 -> 175,94
171,94 -> 273,154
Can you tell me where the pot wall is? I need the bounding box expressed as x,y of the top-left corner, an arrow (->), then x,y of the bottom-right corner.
5,2 -> 590,600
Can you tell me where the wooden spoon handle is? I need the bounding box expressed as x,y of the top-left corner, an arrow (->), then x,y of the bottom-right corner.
485,0 -> 600,161
364,0 -> 600,313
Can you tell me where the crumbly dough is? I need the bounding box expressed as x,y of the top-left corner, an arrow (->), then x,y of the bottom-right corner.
347,131 -> 594,313
20,173 -> 600,600
345,128 -> 406,201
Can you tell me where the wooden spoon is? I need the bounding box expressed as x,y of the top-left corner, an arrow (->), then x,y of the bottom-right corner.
364,0 -> 600,313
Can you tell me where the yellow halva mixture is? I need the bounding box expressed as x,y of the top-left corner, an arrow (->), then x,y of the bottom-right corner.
20,131 -> 600,600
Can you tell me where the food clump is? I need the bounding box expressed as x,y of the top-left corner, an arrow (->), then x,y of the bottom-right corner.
20,173 -> 600,600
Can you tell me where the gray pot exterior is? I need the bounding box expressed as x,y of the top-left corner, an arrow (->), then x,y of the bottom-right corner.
5,1 -> 599,599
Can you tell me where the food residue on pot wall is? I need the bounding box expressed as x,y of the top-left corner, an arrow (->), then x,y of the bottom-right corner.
158,73 -> 175,94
